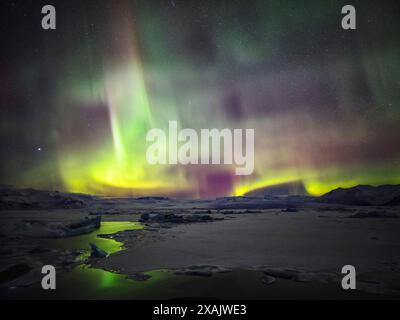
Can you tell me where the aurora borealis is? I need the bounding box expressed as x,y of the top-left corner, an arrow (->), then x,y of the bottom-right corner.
1,0 -> 400,198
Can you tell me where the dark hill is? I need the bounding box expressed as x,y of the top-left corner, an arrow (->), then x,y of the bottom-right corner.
317,185 -> 400,206
244,181 -> 308,197
0,186 -> 95,210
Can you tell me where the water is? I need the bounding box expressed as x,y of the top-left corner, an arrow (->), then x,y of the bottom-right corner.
49,221 -> 143,260
1,221 -> 177,299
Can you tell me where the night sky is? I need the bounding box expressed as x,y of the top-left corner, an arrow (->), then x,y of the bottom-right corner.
1,0 -> 400,198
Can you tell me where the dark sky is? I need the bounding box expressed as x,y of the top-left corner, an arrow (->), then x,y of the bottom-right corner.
0,0 -> 400,197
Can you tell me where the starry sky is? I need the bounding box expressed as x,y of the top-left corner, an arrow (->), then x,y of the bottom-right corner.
0,0 -> 400,198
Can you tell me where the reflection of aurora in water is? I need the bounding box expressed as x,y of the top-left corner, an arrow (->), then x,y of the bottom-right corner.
2,263 -> 172,300
43,221 -> 173,297
71,266 -> 170,292
4,1 -> 400,197
49,221 -> 143,260
2,221 -> 174,299
2,266 -> 382,300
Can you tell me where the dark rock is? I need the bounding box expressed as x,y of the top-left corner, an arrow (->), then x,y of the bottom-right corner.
140,213 -> 222,224
176,270 -> 212,277
0,263 -> 32,285
14,216 -> 101,238
262,268 -> 300,280
174,265 -> 232,277
259,267 -> 324,283
348,211 -> 398,219
128,273 -> 152,281
261,275 -> 276,285
136,196 -> 170,201
67,216 -> 101,230
184,215 -> 212,222
139,213 -> 150,221
385,195 -> 400,206
89,243 -> 108,258
317,206 -> 356,212
244,210 -> 262,213
51,216 -> 101,238
29,247 -> 51,254
213,197 -> 308,210
89,210 -> 121,216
